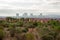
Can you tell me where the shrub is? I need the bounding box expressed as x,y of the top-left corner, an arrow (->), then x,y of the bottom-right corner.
41,35 -> 54,40
15,28 -> 22,33
56,34 -> 60,40
0,29 -> 5,40
0,26 -> 4,30
15,34 -> 26,40
22,28 -> 28,33
9,26 -> 16,37
25,33 -> 35,40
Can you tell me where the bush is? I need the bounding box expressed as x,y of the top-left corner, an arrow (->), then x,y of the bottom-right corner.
15,28 -> 22,33
15,34 -> 26,40
49,32 -> 58,39
22,28 -> 28,33
41,35 -> 54,40
56,34 -> 60,40
0,26 -> 4,30
0,29 -> 5,40
15,28 -> 26,40
9,26 -> 16,37
25,33 -> 35,40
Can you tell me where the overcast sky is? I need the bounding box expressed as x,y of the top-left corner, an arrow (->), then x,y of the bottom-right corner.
0,0 -> 60,16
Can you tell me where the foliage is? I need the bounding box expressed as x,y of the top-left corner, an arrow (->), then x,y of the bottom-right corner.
22,28 -> 28,33
0,29 -> 5,40
42,35 -> 54,40
9,26 -> 16,37
25,33 -> 35,40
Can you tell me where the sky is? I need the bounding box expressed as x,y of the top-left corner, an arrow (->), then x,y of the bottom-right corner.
0,0 -> 60,16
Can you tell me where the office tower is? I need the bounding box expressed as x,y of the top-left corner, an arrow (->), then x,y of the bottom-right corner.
23,13 -> 28,17
40,13 -> 42,16
16,13 -> 19,18
30,13 -> 33,16
38,13 -> 43,18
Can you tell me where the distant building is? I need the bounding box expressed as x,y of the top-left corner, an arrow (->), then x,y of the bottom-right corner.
16,13 -> 19,18
39,13 -> 42,16
38,13 -> 43,18
30,13 -> 33,16
23,13 -> 28,18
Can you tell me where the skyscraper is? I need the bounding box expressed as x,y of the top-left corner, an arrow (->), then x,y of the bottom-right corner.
40,13 -> 42,16
38,13 -> 43,18
30,13 -> 33,16
16,13 -> 19,18
23,13 -> 28,18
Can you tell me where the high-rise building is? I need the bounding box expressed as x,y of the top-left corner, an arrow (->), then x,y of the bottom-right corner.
30,13 -> 33,16
38,13 -> 43,18
16,13 -> 19,18
40,13 -> 42,16
29,13 -> 34,18
23,13 -> 28,17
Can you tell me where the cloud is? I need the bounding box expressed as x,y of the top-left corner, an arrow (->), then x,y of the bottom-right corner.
0,0 -> 60,16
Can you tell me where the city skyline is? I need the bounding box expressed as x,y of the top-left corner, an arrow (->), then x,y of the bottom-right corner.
0,13 -> 60,19
0,11 -> 60,16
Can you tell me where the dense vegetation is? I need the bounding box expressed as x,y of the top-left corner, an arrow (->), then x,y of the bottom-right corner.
0,17 -> 60,40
